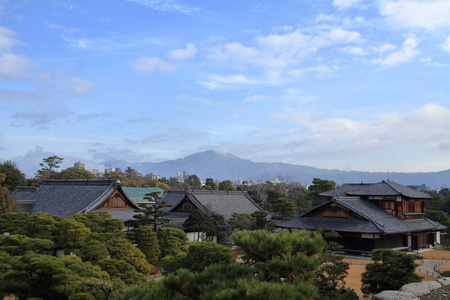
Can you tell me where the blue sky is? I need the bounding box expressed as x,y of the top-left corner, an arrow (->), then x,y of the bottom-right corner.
1,0 -> 450,177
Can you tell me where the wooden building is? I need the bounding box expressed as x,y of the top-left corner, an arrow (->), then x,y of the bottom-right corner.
11,179 -> 140,220
12,182 -> 265,242
277,181 -> 446,252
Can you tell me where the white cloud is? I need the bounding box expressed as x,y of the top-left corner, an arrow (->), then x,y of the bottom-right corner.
373,35 -> 419,67
12,105 -> 72,126
243,95 -> 265,103
442,36 -> 450,52
131,56 -> 178,74
333,0 -> 363,9
420,57 -> 446,68
290,64 -> 340,78
62,35 -> 160,52
283,103 -> 450,164
306,64 -> 339,75
0,53 -> 37,79
208,27 -> 362,69
139,126 -> 209,144
200,74 -> 258,89
376,43 -> 397,52
126,0 -> 207,17
168,43 -> 197,60
60,77 -> 97,96
0,27 -> 21,51
378,0 -> 450,31
340,46 -> 367,55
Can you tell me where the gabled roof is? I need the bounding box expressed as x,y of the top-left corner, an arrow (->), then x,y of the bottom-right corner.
162,190 -> 191,212
187,190 -> 264,220
278,198 -> 446,234
320,181 -> 431,199
162,190 -> 265,220
11,179 -> 139,218
320,183 -> 372,197
121,187 -> 164,203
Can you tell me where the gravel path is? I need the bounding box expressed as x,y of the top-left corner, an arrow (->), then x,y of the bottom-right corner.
416,259 -> 444,278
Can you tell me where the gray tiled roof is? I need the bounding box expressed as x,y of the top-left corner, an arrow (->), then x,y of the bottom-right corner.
320,181 -> 431,199
320,183 -> 372,197
278,198 -> 446,234
11,179 -> 139,218
277,217 -> 381,233
188,190 -> 264,220
162,190 -> 191,212
347,181 -> 431,198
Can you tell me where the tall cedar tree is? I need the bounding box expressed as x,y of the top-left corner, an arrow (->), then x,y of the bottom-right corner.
132,192 -> 173,234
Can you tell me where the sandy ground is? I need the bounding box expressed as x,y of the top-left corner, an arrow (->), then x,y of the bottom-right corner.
344,251 -> 449,299
417,250 -> 450,260
436,263 -> 450,273
346,267 -> 436,299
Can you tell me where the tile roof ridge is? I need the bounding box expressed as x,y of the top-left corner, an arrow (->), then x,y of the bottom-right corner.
40,179 -> 119,186
383,180 -> 401,193
334,198 -> 385,231
83,180 -> 122,212
186,190 -> 208,211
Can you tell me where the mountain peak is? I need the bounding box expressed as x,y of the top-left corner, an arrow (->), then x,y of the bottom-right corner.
187,150 -> 241,160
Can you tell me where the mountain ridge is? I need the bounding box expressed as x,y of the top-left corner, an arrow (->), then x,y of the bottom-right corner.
105,150 -> 450,188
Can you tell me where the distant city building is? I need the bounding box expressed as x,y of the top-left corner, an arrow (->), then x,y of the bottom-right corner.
183,170 -> 189,178
115,168 -> 122,173
233,180 -> 243,186
74,161 -> 85,169
145,173 -> 161,181
89,169 -> 99,176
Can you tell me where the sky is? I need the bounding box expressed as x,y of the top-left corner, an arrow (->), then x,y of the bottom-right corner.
1,0 -> 450,177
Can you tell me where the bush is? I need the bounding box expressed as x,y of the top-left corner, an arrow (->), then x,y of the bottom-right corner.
361,249 -> 422,295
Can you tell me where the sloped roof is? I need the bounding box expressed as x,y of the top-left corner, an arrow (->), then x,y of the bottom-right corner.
187,190 -> 264,220
11,187 -> 40,203
277,198 -> 446,234
320,181 -> 431,199
162,190 -> 191,212
121,187 -> 164,203
11,179 -> 139,218
320,183 -> 372,197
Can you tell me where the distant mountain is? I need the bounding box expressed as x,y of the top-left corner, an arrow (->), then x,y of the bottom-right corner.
105,150 -> 450,189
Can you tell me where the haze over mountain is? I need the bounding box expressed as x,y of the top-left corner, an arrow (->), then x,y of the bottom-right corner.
106,150 -> 450,189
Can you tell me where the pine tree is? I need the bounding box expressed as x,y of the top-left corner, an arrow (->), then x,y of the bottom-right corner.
132,192 -> 172,234
127,226 -> 160,265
